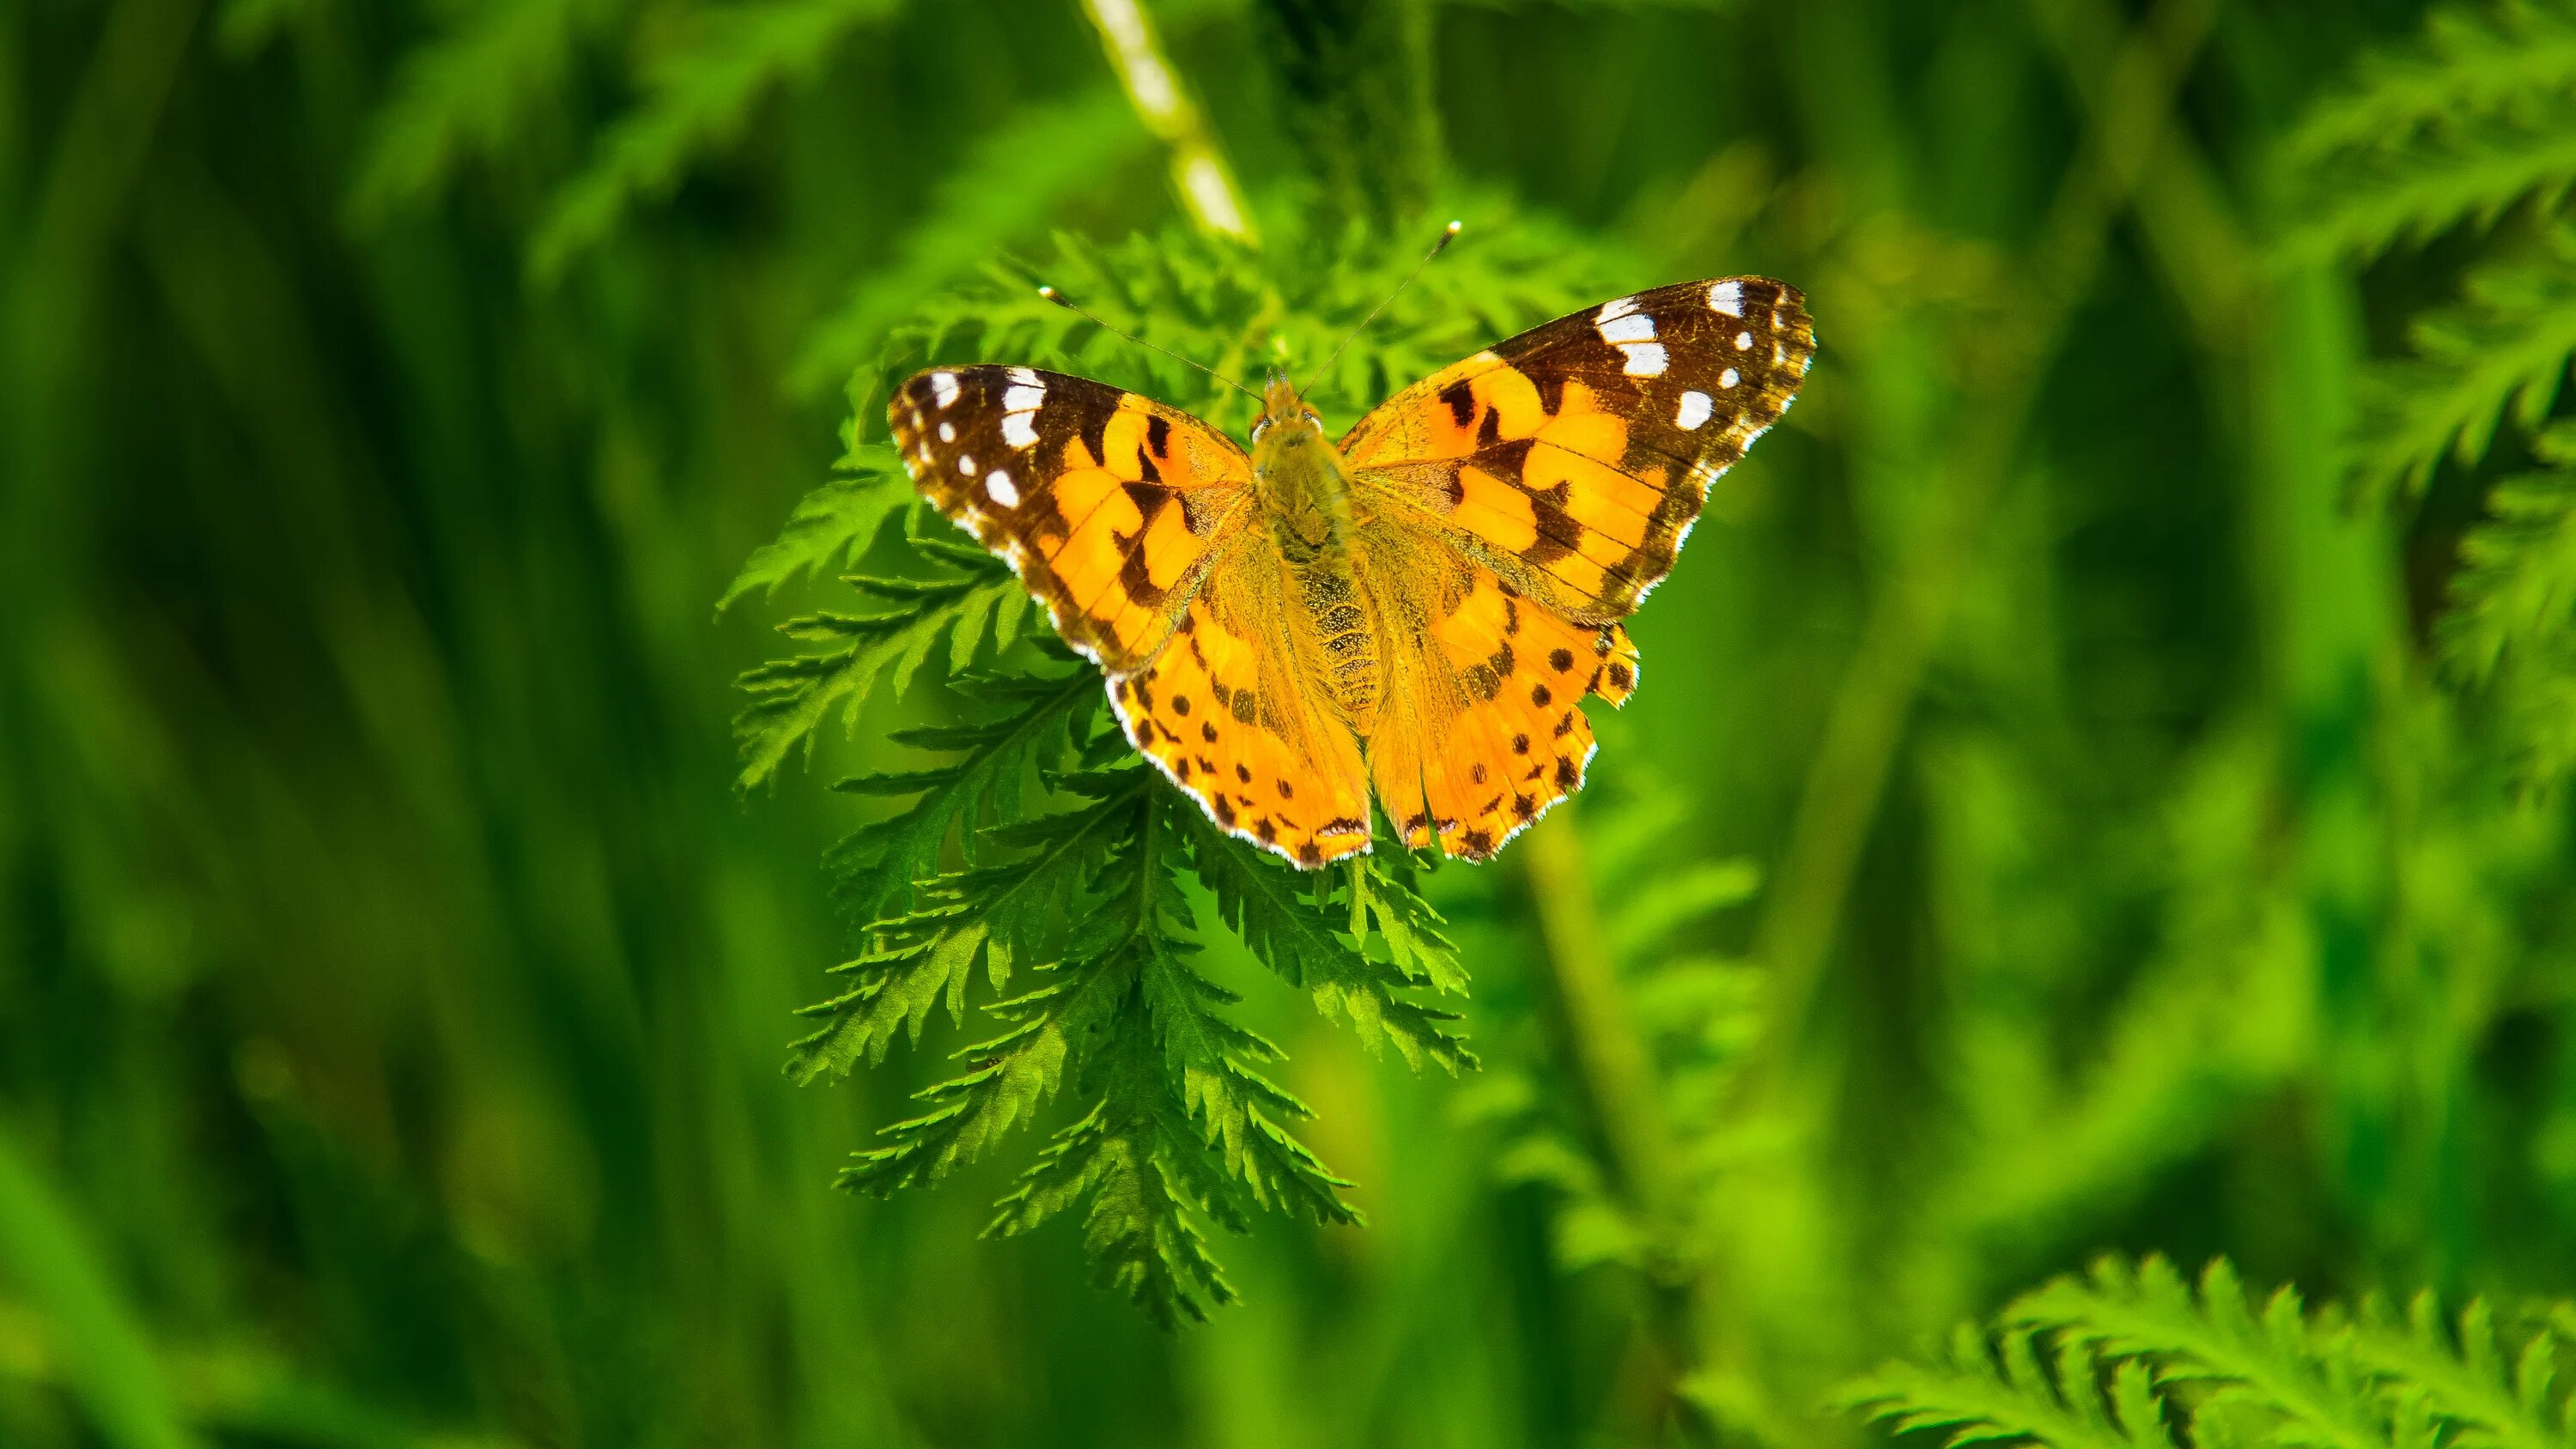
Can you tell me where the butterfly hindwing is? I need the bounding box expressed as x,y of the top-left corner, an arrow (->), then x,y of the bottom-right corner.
1112,561 -> 1374,867
1341,276 -> 1813,624
1364,554 -> 1638,861
890,367 -> 1251,672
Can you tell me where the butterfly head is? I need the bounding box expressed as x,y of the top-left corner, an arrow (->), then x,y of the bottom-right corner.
1250,368 -> 1325,452
1248,368 -> 1351,556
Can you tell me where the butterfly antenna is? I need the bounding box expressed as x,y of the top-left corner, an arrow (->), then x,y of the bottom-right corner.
1036,285 -> 1262,403
1302,219 -> 1463,393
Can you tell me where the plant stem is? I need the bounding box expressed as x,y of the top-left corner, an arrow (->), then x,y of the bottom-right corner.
1081,0 -> 1258,243
1518,806 -> 1712,1441
1519,807 -> 1675,1219
1747,0 -> 2226,1096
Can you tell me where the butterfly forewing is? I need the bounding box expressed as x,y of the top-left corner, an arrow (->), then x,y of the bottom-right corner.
1340,276 -> 1814,624
889,367 -> 1251,672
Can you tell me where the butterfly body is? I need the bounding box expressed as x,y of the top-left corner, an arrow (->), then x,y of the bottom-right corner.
890,276 -> 1814,869
1245,370 -> 1385,726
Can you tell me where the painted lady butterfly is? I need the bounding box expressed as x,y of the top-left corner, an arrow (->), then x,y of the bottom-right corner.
890,274 -> 1814,867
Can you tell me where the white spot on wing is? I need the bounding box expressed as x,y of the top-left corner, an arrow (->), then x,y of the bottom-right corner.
1002,413 -> 1039,449
986,471 -> 1019,507
938,421 -> 956,443
1618,343 -> 1668,377
1709,281 -> 1744,317
1007,367 -> 1042,387
1597,312 -> 1656,345
1003,384 -> 1046,412
1720,367 -> 1741,389
930,372 -> 960,408
1597,295 -> 1642,323
957,453 -> 976,475
1676,391 -> 1714,430
1735,330 -> 1755,351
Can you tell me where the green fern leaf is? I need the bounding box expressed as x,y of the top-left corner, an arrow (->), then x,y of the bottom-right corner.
716,451 -> 910,612
2347,1293 -> 2566,1449
821,670 -> 1102,916
2436,422 -> 2576,686
2008,1258 -> 2384,1449
2287,1 -> 2576,165
1846,1258 -> 2576,1449
732,530 -> 1036,792
1842,1325 -> 2178,1449
992,1100 -> 1238,1330
2350,228 -> 2576,509
2281,0 -> 2576,260
1177,813 -> 1475,1072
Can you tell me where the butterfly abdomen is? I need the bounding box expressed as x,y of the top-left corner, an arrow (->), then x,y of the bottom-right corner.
1297,562 -> 1380,726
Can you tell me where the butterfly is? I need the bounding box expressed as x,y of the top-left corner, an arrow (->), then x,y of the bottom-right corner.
888,276 -> 1814,868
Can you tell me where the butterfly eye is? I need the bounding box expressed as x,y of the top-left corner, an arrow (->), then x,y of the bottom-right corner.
1303,409 -> 1321,427
1251,417 -> 1271,443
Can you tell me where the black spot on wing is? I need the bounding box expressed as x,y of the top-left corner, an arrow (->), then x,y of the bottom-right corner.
1441,378 -> 1475,427
1077,404 -> 1110,470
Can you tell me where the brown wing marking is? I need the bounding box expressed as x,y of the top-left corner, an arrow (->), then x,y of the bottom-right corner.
889,367 -> 1250,671
1341,276 -> 1813,624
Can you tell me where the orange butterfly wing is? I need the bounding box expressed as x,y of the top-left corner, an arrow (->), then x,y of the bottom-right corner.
1356,547 -> 1643,861
890,367 -> 1249,671
890,367 -> 1370,866
1343,277 -> 1810,860
1343,276 -> 1814,623
1111,552 -> 1373,867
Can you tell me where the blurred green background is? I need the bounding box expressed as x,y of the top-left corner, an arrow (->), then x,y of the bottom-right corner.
10,0 -> 2576,1445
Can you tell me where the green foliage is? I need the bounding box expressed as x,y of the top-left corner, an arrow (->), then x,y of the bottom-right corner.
29,0 -> 2576,1443
530,0 -> 905,281
2291,0 -> 2576,793
838,777 -> 1365,1328
2350,227 -> 2576,509
2284,0 -> 2576,261
1458,764 -> 1765,1275
2433,421 -> 2576,781
2441,421 -> 2576,688
732,518 -> 1039,791
735,207 -> 1630,1314
350,0 -> 610,221
787,88 -> 1151,394
1844,1258 -> 2576,1449
787,708 -> 1407,1325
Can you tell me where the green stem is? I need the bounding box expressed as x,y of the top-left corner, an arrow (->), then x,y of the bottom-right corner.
1519,808 -> 1674,1216
1081,0 -> 1258,243
1747,0 -> 2227,1096
1518,806 -> 1711,1441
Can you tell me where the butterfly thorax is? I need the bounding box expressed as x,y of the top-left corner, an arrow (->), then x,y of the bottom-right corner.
1250,372 -> 1379,730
